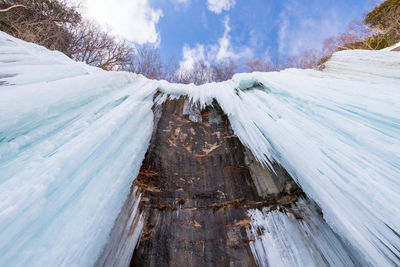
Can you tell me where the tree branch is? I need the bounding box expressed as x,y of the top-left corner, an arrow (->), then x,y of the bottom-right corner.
0,5 -> 26,13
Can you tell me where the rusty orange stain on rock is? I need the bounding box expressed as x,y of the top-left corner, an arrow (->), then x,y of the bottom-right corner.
168,138 -> 177,147
134,180 -> 162,193
179,132 -> 188,142
234,218 -> 251,227
184,142 -> 192,153
193,220 -> 201,227
162,122 -> 173,132
175,114 -> 191,123
202,142 -> 220,154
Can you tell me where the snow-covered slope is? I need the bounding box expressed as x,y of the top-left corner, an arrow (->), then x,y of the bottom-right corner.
0,31 -> 399,266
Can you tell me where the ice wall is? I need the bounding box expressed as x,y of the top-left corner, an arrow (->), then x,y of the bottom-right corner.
1,31 -> 399,266
95,187 -> 143,267
0,33 -> 154,266
247,198 -> 359,267
160,50 -> 400,266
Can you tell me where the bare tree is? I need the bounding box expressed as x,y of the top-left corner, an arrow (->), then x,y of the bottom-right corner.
128,44 -> 164,79
285,49 -> 322,69
0,0 -> 81,52
363,0 -> 400,49
212,60 -> 237,82
0,4 -> 26,12
69,21 -> 132,70
320,20 -> 371,55
177,60 -> 214,85
246,59 -> 274,72
126,44 -> 177,81
0,0 -> 134,70
176,59 -> 238,84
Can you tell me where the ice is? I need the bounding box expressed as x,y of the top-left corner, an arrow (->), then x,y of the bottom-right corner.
1,30 -> 400,266
247,198 -> 361,267
95,187 -> 143,267
160,50 -> 400,265
0,33 -> 154,266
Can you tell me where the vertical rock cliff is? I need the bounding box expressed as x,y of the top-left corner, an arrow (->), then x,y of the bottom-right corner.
129,96 -> 303,266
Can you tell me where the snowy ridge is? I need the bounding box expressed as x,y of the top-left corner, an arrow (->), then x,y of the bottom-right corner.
0,31 -> 399,266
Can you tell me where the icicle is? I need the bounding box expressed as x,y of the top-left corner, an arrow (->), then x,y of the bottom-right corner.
1,31 -> 399,266
247,198 -> 364,267
95,187 -> 144,267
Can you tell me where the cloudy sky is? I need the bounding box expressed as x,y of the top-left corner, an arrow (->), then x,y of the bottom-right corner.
77,0 -> 376,68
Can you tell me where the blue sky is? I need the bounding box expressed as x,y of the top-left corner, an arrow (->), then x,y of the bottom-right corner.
78,0 -> 377,69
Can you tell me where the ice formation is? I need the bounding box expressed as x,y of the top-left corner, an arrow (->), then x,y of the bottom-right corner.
0,33 -> 154,266
247,198 -> 359,267
0,31 -> 399,266
159,49 -> 400,266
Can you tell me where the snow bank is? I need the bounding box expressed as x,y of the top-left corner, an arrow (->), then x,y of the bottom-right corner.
1,31 -> 399,266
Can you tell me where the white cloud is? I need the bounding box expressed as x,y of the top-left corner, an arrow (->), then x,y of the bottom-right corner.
207,0 -> 236,14
178,44 -> 207,73
178,16 -> 252,73
278,11 -> 289,54
78,0 -> 162,44
214,16 -> 233,60
210,16 -> 252,61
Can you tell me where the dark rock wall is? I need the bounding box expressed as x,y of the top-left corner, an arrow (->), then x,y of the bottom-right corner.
130,97 -> 303,267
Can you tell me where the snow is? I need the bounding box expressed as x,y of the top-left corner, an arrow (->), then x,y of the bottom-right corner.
382,41 -> 400,51
1,31 -> 399,266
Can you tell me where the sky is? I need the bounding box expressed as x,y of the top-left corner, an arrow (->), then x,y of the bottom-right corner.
76,0 -> 377,70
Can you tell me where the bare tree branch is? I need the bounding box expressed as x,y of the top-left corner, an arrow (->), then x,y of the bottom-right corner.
0,4 -> 26,12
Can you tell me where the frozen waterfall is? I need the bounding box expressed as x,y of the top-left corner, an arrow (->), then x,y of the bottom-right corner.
0,31 -> 399,266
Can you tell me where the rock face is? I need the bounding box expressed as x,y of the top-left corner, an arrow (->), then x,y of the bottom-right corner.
130,97 -> 303,267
